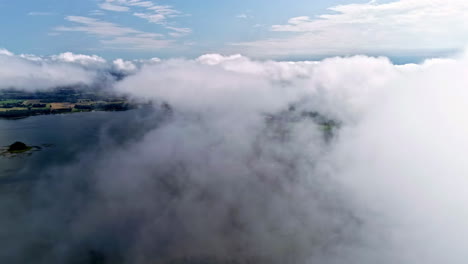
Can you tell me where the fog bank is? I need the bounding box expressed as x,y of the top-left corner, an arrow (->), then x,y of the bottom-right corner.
2,52 -> 468,264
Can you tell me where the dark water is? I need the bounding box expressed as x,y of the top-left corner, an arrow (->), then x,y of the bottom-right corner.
0,108 -> 171,264
0,109 -> 154,181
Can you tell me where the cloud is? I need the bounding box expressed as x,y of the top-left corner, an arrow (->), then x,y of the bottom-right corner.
326,54 -> 468,263
6,50 -> 468,263
89,9 -> 105,16
133,12 -> 166,23
112,58 -> 137,74
0,48 -> 14,56
99,0 -> 182,24
116,58 -> 296,116
0,49 -> 98,90
234,0 -> 468,58
2,54 -> 357,263
166,26 -> 192,38
131,4 -> 181,24
97,0 -> 191,38
106,53 -> 468,263
56,16 -> 139,36
99,2 -> 130,12
51,52 -> 107,66
28,12 -> 54,16
236,12 -> 253,19
0,49 -> 156,90
100,35 -> 171,50
55,16 -> 173,50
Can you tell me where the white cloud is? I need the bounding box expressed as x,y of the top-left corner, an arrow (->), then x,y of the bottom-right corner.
119,53 -> 468,262
166,26 -> 192,38
136,4 -> 181,24
0,49 -> 97,90
7,49 -> 468,263
56,16 -> 173,50
0,48 -> 14,56
236,13 -> 253,19
234,0 -> 468,58
147,5 -> 180,16
51,52 -> 107,66
110,52 -> 468,263
97,0 -> 190,38
56,16 -> 139,36
99,0 -> 181,24
133,12 -> 165,23
99,2 -> 129,12
89,10 -> 105,16
113,58 -> 137,74
101,35 -> 171,50
196,54 -> 244,65
28,12 -> 54,16
19,54 -> 44,62
0,49 -> 165,90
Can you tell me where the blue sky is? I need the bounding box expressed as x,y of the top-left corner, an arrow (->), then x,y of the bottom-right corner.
0,0 -> 467,61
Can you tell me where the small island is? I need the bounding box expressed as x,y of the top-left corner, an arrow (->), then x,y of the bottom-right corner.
8,141 -> 32,153
0,141 -> 45,158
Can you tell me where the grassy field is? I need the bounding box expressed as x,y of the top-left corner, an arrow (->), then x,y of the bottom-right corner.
0,107 -> 28,112
72,108 -> 91,112
0,99 -> 24,104
23,99 -> 41,105
0,96 -> 134,118
50,103 -> 74,110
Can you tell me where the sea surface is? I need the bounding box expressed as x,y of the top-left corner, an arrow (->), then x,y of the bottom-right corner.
0,110 -> 151,181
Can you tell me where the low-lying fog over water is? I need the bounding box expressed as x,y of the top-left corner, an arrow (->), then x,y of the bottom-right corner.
3,51 -> 468,264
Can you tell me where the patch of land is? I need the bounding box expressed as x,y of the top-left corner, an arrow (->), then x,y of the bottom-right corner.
0,88 -> 136,119
0,141 -> 46,158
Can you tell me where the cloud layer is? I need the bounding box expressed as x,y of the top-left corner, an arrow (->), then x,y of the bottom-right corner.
98,0 -> 190,38
113,51 -> 468,263
0,49 -> 163,90
0,49 -> 98,90
235,0 -> 468,58
3,50 -> 468,263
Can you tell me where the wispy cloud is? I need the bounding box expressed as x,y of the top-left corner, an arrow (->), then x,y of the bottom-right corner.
99,0 -> 181,24
99,2 -> 129,12
236,13 -> 254,19
89,10 -> 105,16
133,12 -> 166,23
55,16 -> 172,50
28,11 -> 54,16
98,0 -> 190,37
101,35 -> 171,50
236,10 -> 253,19
166,26 -> 192,38
56,16 -> 139,36
234,0 -> 468,58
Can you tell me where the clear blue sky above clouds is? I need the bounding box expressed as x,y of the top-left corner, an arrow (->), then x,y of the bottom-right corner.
0,0 -> 466,62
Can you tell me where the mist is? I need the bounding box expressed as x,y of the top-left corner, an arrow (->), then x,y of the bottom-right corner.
0,49 -> 156,91
2,51 -> 468,264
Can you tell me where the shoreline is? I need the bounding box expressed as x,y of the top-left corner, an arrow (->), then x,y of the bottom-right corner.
0,106 -> 136,120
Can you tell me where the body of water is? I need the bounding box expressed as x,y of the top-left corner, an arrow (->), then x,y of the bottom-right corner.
0,109 -> 155,180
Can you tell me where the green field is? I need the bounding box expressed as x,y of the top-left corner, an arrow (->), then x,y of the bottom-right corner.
72,108 -> 92,113
0,88 -> 135,118
0,99 -> 24,104
0,107 -> 28,112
